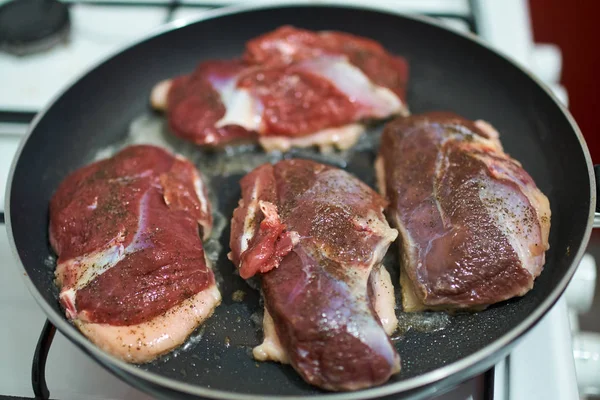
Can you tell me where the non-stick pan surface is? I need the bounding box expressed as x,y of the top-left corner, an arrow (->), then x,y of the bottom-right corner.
6,3 -> 595,399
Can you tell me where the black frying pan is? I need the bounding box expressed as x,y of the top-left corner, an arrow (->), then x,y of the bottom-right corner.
6,3 -> 597,400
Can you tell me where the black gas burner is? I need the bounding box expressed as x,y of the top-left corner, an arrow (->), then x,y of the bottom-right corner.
0,0 -> 70,56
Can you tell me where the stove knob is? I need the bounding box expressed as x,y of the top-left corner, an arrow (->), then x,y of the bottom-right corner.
573,332 -> 600,397
0,0 -> 70,56
565,254 -> 597,314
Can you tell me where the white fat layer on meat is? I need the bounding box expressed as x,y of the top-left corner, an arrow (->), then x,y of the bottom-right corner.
374,157 -> 423,311
59,288 -> 77,319
252,306 -> 290,364
374,156 -> 386,198
371,265 -> 398,335
297,56 -> 405,118
354,210 -> 399,248
55,237 -> 126,293
174,155 -> 210,215
211,56 -> 405,139
274,41 -> 296,58
471,148 -> 551,256
393,217 -> 423,312
432,145 -> 453,230
524,187 -> 551,248
240,183 -> 260,254
442,121 -> 503,154
150,79 -> 171,111
259,200 -> 277,217
193,171 -> 209,216
258,123 -> 365,153
87,197 -> 98,210
350,210 -> 398,272
55,242 -> 128,316
212,77 -> 263,132
173,154 -> 211,239
478,177 -> 543,279
75,283 -> 221,364
474,119 -> 500,141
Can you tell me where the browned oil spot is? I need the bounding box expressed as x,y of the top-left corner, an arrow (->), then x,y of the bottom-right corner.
232,290 -> 246,302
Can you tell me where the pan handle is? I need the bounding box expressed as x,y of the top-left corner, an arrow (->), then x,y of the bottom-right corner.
32,320 -> 56,400
595,165 -> 600,228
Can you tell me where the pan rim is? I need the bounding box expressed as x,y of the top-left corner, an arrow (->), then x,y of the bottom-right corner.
5,1 -> 596,398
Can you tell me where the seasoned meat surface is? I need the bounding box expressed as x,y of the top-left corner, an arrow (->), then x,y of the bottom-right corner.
229,159 -> 400,391
377,112 -> 551,311
151,26 -> 409,150
49,145 -> 220,363
244,25 -> 409,101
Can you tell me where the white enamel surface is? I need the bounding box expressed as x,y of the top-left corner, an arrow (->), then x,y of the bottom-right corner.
565,254 -> 597,314
509,298 -> 579,400
0,4 -> 176,111
475,0 -> 533,69
175,0 -> 469,14
573,331 -> 600,397
0,134 -> 21,212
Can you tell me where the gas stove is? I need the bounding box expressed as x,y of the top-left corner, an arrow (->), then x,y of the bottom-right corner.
0,1 -> 592,399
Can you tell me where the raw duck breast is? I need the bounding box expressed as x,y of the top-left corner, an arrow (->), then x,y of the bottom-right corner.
151,26 -> 409,152
229,159 -> 400,391
376,112 -> 551,311
49,145 -> 220,363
